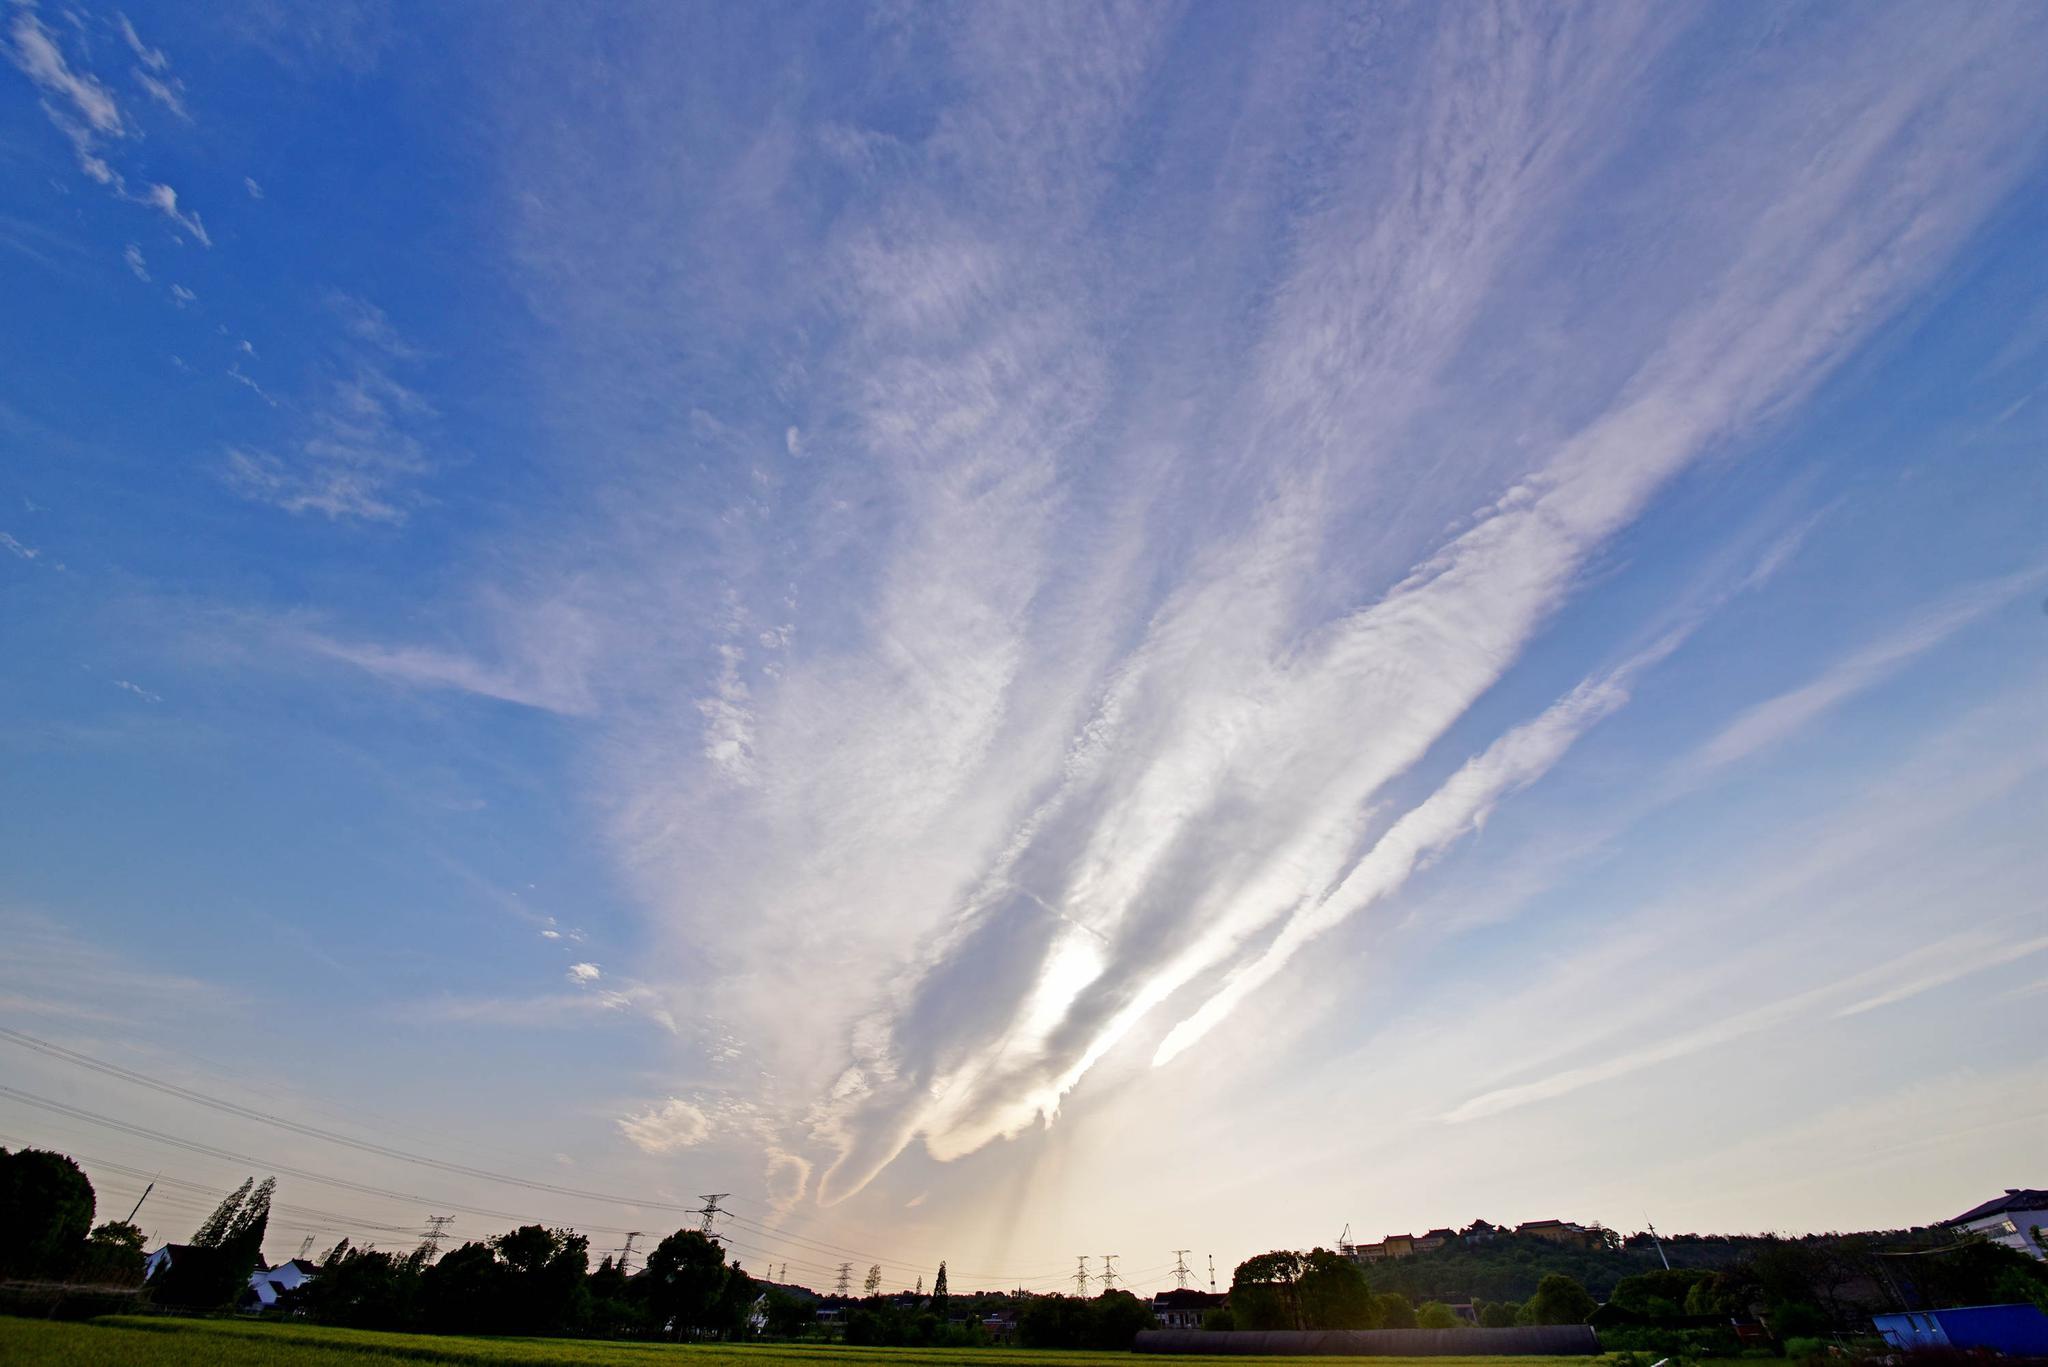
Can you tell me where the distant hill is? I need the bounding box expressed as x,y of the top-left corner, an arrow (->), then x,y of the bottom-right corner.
1359,1231 -> 1910,1304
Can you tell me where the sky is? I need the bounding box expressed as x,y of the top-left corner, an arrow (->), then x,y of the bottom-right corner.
2,0 -> 2046,1293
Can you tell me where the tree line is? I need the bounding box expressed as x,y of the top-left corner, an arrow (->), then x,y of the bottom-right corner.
1217,1247 -> 1596,1332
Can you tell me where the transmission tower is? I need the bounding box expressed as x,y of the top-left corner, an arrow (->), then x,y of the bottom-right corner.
617,1231 -> 643,1276
835,1262 -> 853,1296
1100,1254 -> 1119,1291
418,1215 -> 455,1260
1073,1255 -> 1091,1296
1172,1250 -> 1193,1289
778,1262 -> 788,1283
694,1193 -> 730,1240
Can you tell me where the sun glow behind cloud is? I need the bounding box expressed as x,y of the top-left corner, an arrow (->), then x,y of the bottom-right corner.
364,2 -> 2048,1214
9,0 -> 2044,1263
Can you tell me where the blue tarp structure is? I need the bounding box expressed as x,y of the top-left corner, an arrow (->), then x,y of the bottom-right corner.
1873,1303 -> 2048,1356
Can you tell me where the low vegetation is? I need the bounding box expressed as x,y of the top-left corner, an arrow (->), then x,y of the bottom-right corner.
0,1316 -> 1603,1365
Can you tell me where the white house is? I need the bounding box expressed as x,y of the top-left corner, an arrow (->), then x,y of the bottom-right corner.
1946,1189 -> 2048,1260
239,1258 -> 318,1312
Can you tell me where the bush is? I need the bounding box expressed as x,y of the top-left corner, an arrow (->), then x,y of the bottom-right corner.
1597,1325 -> 1746,1358
1202,1306 -> 1236,1332
1418,1300 -> 1462,1328
1782,1337 -> 1829,1361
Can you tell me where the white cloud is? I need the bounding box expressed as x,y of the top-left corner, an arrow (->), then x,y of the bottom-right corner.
567,962 -> 601,983
123,243 -> 149,281
0,532 -> 39,561
244,176 -> 264,199
219,300 -> 443,521
616,1097 -> 711,1154
134,68 -> 188,120
170,283 -> 195,307
1686,568 -> 2047,777
116,13 -> 169,73
380,2 -> 2048,1221
140,182 -> 208,245
10,11 -> 123,136
112,679 -> 161,703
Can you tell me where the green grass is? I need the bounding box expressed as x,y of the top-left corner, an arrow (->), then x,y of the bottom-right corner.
0,1316 -> 1603,1365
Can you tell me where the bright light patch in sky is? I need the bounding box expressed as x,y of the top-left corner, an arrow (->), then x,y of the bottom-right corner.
1,1 -> 2044,1280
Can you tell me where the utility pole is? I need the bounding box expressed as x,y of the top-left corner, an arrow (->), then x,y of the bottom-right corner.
694,1194 -> 729,1240
835,1263 -> 853,1297
420,1215 -> 455,1260
618,1231 -> 643,1276
297,1235 -> 316,1259
1100,1254 -> 1118,1291
1073,1255 -> 1091,1296
1208,1254 -> 1216,1292
1645,1218 -> 1670,1271
123,1176 -> 158,1225
1172,1250 -> 1193,1289
779,1263 -> 788,1283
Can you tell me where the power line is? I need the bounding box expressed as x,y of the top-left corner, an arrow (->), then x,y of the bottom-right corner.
0,1028 -> 707,1215
4,1026 -> 1081,1290
0,1083 -> 1078,1294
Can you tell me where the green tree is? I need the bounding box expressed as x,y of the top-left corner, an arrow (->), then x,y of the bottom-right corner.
762,1286 -> 814,1337
864,1263 -> 882,1295
420,1240 -> 505,1333
1202,1305 -> 1237,1331
1230,1250 -> 1306,1330
1375,1290 -> 1418,1328
1297,1248 -> 1376,1328
0,1147 -> 96,1279
1091,1289 -> 1158,1348
638,1228 -> 750,1339
78,1221 -> 146,1285
491,1224 -> 590,1334
301,1244 -> 421,1329
1477,1298 -> 1521,1327
1418,1299 -> 1461,1328
932,1259 -> 949,1318
1524,1272 -> 1596,1324
1610,1267 -> 1714,1317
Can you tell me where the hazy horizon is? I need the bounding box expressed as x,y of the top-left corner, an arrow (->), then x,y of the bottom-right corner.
3,1 -> 2044,1290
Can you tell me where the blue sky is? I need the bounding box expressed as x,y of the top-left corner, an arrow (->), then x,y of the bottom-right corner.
3,1 -> 2045,1288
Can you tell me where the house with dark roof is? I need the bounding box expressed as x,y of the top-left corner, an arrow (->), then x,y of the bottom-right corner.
1152,1288 -> 1227,1329
1944,1188 -> 2048,1260
141,1243 -> 193,1280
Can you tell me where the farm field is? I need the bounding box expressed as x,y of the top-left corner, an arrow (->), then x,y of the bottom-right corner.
0,1316 -> 1603,1366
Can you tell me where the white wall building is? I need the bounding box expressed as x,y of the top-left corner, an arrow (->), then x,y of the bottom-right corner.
1946,1188 -> 2048,1260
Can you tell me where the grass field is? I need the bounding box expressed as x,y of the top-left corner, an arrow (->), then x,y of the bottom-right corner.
0,1316 -> 1605,1365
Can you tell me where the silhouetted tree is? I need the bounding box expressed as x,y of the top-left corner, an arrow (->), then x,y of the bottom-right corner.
0,1148 -> 96,1278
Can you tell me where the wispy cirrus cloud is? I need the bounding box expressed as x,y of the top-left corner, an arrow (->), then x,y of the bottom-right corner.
7,8 -> 207,242
220,293 -> 443,521
320,3 -> 2048,1218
